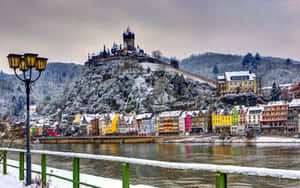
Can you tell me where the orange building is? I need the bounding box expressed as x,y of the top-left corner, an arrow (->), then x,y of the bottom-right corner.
261,101 -> 288,133
157,111 -> 181,135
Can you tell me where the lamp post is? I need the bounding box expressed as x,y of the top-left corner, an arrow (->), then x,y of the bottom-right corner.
7,53 -> 47,185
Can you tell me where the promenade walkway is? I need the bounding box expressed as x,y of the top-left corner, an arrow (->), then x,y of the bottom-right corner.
0,159 -> 154,188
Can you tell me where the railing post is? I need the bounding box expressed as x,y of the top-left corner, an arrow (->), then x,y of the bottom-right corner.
41,154 -> 46,187
19,152 -> 24,180
3,151 -> 7,175
73,157 -> 80,188
122,163 -> 130,188
216,172 -> 227,188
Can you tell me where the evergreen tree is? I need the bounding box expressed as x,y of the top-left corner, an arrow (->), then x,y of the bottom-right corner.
213,64 -> 219,74
254,53 -> 261,61
271,82 -> 281,101
242,53 -> 254,67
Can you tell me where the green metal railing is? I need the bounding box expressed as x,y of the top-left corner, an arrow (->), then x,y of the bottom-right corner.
1,148 -> 300,188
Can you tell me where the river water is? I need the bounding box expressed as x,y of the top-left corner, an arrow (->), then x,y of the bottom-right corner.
7,143 -> 300,188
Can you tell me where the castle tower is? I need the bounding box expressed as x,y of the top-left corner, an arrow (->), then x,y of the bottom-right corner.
123,27 -> 135,51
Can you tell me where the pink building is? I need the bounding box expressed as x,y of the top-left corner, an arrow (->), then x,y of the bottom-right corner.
185,114 -> 192,132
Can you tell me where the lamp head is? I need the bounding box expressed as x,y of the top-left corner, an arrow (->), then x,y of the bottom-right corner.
7,53 -> 22,69
19,57 -> 29,72
24,53 -> 38,68
35,57 -> 48,71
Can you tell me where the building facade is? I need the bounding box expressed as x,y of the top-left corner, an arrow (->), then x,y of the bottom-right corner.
246,106 -> 263,131
217,71 -> 257,96
157,111 -> 181,135
185,114 -> 192,133
231,108 -> 239,135
261,101 -> 288,133
238,107 -> 247,133
212,110 -> 232,133
287,99 -> 300,133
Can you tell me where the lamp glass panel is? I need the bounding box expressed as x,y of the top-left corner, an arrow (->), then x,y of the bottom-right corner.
36,57 -> 47,71
7,54 -> 21,69
19,58 -> 29,72
24,53 -> 38,68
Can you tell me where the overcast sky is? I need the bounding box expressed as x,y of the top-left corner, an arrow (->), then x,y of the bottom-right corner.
1,0 -> 300,73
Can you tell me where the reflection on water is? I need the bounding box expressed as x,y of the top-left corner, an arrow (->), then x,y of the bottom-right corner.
7,143 -> 300,188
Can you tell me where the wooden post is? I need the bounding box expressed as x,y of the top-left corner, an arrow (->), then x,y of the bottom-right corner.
122,163 -> 130,188
73,157 -> 80,188
216,172 -> 227,188
41,154 -> 46,187
3,151 -> 7,175
19,152 -> 24,180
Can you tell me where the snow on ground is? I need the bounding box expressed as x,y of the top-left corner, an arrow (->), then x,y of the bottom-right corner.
140,63 -> 162,72
0,174 -> 24,188
255,136 -> 300,143
166,136 -> 300,144
0,159 -> 155,188
140,62 -> 215,86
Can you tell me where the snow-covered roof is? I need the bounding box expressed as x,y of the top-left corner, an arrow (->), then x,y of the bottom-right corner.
289,99 -> 300,107
190,111 -> 200,117
265,101 -> 288,107
82,114 -> 99,124
179,111 -> 199,118
136,113 -> 152,120
179,111 -> 189,118
121,114 -> 136,124
217,76 -> 225,80
225,71 -> 256,81
262,83 -> 293,90
247,106 -> 264,114
213,109 -> 224,115
101,113 -> 117,121
159,111 -> 182,117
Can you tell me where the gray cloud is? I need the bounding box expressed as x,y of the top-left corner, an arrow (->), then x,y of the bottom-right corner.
1,0 -> 300,73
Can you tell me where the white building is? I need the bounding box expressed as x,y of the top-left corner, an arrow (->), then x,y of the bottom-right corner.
246,106 -> 263,131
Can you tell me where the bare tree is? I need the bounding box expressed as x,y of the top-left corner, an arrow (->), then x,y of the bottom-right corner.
152,50 -> 162,59
0,122 -> 24,161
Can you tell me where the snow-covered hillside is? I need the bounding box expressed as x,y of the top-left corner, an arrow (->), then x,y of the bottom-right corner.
39,58 -> 217,115
0,63 -> 82,117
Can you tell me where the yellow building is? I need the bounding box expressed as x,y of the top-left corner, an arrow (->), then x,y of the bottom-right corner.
74,113 -> 82,124
105,113 -> 119,135
217,71 -> 258,96
212,111 -> 232,133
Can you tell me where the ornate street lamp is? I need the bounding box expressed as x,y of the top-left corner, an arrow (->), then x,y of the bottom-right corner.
7,52 -> 47,185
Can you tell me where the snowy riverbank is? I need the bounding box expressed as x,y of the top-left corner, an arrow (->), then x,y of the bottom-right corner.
165,136 -> 300,144
0,159 -> 155,188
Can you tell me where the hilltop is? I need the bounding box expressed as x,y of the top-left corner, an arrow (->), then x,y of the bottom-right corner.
180,52 -> 300,86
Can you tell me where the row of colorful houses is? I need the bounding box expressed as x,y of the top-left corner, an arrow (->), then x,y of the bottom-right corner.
212,99 -> 300,134
30,99 -> 300,137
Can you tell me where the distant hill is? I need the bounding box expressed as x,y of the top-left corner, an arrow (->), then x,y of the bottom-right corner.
0,62 -> 83,117
180,52 -> 300,86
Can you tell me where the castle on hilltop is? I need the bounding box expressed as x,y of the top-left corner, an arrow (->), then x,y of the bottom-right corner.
86,27 -> 146,65
85,27 -> 181,69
